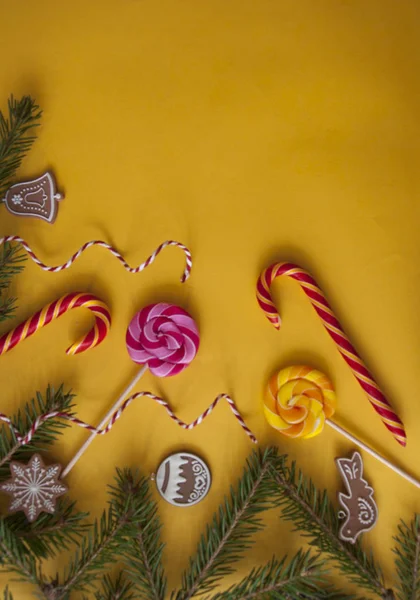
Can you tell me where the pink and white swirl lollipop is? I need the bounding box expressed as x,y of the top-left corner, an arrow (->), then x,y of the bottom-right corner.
63,303 -> 200,476
126,303 -> 199,377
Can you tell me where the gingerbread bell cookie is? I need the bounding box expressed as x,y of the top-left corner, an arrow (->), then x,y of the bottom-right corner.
336,451 -> 378,544
2,172 -> 63,223
154,452 -> 211,507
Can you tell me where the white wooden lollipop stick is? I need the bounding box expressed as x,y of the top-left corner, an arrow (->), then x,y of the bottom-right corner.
61,365 -> 148,478
326,419 -> 420,489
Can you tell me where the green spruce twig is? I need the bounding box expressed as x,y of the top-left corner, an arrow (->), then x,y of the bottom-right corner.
0,518 -> 40,586
42,469 -> 153,599
270,455 -> 390,598
0,95 -> 42,198
94,572 -> 135,600
393,514 -> 420,600
0,241 -> 26,323
173,448 -> 280,600
119,469 -> 166,600
210,550 -> 328,600
0,385 -> 75,481
7,498 -> 89,559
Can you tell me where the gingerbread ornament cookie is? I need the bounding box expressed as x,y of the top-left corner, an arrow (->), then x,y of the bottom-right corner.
336,451 -> 378,544
154,452 -> 211,507
2,172 -> 63,223
0,454 -> 67,522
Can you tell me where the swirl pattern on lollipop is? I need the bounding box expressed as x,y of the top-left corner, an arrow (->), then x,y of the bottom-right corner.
126,303 -> 199,377
264,366 -> 336,438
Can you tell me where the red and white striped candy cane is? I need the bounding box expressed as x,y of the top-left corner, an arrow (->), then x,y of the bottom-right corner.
256,262 -> 406,446
0,236 -> 192,283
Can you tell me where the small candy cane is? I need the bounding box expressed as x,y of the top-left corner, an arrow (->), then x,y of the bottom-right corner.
0,293 -> 111,356
0,236 -> 192,282
0,392 -> 257,450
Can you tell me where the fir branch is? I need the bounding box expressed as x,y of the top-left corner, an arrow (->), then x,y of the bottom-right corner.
173,448 -> 280,600
95,572 -> 135,600
3,587 -> 13,600
0,518 -> 40,586
0,242 -> 26,323
0,95 -> 42,197
7,498 -> 88,559
0,385 -> 75,481
119,469 -> 166,600
210,550 -> 327,600
393,514 -> 420,600
43,469 -> 149,599
270,456 -> 388,597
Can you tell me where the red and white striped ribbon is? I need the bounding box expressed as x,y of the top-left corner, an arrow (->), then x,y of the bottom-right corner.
0,236 -> 192,283
0,392 -> 257,446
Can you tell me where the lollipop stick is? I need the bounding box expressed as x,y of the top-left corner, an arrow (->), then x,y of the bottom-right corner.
61,365 -> 148,478
326,419 -> 420,489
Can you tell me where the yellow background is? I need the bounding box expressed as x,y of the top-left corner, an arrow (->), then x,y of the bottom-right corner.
1,1 -> 420,597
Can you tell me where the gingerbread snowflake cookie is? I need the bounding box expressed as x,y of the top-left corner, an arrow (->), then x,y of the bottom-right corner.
0,453 -> 67,522
154,452 -> 211,507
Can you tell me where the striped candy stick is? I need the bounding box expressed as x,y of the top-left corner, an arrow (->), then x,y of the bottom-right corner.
256,262 -> 406,447
0,236 -> 192,282
0,292 -> 111,355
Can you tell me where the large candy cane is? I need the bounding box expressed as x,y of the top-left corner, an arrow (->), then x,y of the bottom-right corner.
256,262 -> 406,446
0,293 -> 111,355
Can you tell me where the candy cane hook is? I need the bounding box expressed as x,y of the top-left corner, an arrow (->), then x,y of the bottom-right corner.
256,262 -> 406,447
0,292 -> 111,356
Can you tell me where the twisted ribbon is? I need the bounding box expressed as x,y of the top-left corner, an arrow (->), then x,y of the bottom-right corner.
257,262 -> 406,446
0,392 -> 257,445
0,293 -> 111,355
0,236 -> 192,283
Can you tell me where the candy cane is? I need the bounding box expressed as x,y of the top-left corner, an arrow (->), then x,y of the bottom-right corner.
0,236 -> 192,283
256,262 -> 406,447
0,392 -> 257,451
0,293 -> 111,355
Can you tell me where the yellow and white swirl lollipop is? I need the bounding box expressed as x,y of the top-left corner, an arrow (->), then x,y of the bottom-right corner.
264,366 -> 336,439
264,365 -> 420,489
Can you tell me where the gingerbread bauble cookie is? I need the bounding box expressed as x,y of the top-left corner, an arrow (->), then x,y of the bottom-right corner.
154,452 -> 211,507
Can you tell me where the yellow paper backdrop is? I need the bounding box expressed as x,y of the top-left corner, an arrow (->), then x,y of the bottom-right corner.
1,0 -> 419,597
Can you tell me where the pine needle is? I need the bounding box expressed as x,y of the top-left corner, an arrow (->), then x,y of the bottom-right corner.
0,518 -> 39,585
210,550 -> 328,600
119,469 -> 166,600
0,95 -> 42,198
94,572 -> 135,600
393,514 -> 420,600
7,497 -> 89,559
269,455 -> 387,597
173,448 -> 280,600
0,241 -> 26,323
3,587 -> 13,600
43,469 -> 158,599
0,385 -> 76,481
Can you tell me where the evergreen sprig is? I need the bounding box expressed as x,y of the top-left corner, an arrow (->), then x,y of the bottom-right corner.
119,469 -> 166,600
210,550 -> 327,600
94,572 -> 135,600
0,242 -> 26,323
0,385 -> 75,481
0,518 -> 39,585
0,95 -> 42,198
42,469 -> 155,599
393,514 -> 420,600
173,448 -> 280,600
270,456 -> 389,598
7,497 -> 88,559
